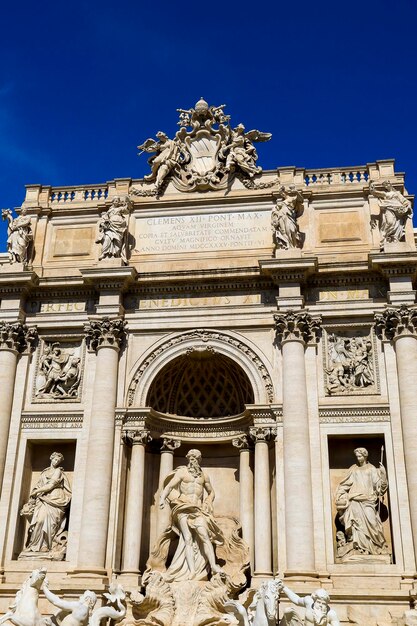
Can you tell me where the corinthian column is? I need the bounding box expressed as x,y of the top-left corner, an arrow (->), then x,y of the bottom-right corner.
157,438 -> 181,537
122,429 -> 152,576
0,322 -> 37,493
274,310 -> 321,576
76,317 -> 127,575
233,435 -> 254,569
250,427 -> 272,576
375,305 -> 417,561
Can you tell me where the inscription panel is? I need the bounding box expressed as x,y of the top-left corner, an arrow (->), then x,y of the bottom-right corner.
134,210 -> 271,254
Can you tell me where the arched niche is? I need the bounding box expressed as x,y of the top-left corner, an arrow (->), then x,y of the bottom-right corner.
127,329 -> 275,410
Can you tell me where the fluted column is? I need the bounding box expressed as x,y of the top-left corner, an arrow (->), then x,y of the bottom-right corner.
233,435 -> 254,569
274,310 -> 321,576
0,322 -> 37,493
76,317 -> 126,575
157,438 -> 181,536
122,429 -> 152,575
250,427 -> 272,576
375,305 -> 417,561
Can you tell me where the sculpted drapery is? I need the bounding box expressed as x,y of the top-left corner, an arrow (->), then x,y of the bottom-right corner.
20,452 -> 72,560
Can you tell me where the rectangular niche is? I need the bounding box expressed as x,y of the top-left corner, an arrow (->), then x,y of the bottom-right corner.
32,338 -> 85,403
328,435 -> 393,565
14,441 -> 76,561
323,327 -> 379,396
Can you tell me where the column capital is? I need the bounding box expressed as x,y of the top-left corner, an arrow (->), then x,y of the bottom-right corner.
249,426 -> 274,443
84,317 -> 127,352
160,437 -> 181,453
123,429 -> 152,446
374,304 -> 417,341
0,321 -> 37,353
274,310 -> 321,345
232,435 -> 251,451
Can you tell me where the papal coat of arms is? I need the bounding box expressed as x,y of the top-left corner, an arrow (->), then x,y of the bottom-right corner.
133,98 -> 271,196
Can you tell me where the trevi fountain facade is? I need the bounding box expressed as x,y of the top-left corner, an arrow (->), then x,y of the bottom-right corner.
0,99 -> 416,626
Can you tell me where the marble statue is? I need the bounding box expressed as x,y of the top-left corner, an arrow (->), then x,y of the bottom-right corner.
277,582 -> 340,626
271,185 -> 304,250
225,579 -> 281,626
42,582 -> 97,626
133,98 -> 271,195
36,342 -> 81,399
334,447 -> 390,561
325,334 -> 375,395
0,568 -> 50,626
369,180 -> 412,247
19,452 -> 72,560
96,197 -> 129,263
2,208 -> 33,265
138,132 -> 182,193
221,124 -> 270,179
156,448 -> 223,581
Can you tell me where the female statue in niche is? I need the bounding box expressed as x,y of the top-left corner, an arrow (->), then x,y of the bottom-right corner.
334,447 -> 390,562
19,452 -> 72,561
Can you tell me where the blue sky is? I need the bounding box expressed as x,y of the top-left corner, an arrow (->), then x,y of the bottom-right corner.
0,0 -> 416,250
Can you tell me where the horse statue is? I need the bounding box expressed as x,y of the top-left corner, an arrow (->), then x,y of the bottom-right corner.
0,568 -> 51,626
224,579 -> 280,626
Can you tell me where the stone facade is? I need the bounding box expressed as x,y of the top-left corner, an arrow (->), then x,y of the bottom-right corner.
0,100 -> 417,626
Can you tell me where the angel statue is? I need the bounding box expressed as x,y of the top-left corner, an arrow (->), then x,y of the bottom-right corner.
221,124 -> 271,178
369,180 -> 412,248
137,132 -> 182,192
271,185 -> 304,250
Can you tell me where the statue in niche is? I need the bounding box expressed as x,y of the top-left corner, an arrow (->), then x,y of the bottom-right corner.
2,208 -> 33,265
369,180 -> 412,247
138,132 -> 182,193
325,333 -> 375,395
19,452 -> 72,561
334,447 -> 391,562
271,185 -> 304,250
154,448 -> 223,581
96,196 -> 130,263
276,582 -> 340,626
36,342 -> 81,400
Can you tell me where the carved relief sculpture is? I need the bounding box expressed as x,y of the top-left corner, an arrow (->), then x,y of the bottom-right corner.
35,342 -> 82,400
324,332 -> 376,395
271,185 -> 304,250
95,196 -> 130,263
2,208 -> 33,265
334,447 -> 391,562
19,452 -> 72,561
277,582 -> 341,626
369,180 -> 412,247
133,98 -> 271,196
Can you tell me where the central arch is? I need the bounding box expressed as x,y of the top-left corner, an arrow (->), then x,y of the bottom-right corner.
127,329 -> 275,408
147,349 -> 254,418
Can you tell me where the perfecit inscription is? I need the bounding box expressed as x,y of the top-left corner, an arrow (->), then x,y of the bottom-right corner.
135,210 -> 271,254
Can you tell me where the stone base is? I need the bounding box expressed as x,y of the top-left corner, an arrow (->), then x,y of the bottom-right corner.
274,248 -> 302,259
383,241 -> 413,253
336,553 -> 392,564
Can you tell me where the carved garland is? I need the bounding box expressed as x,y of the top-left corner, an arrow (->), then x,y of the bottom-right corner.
127,330 -> 274,406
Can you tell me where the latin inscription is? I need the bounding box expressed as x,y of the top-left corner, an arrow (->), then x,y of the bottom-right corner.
134,210 -> 271,254
137,293 -> 261,310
